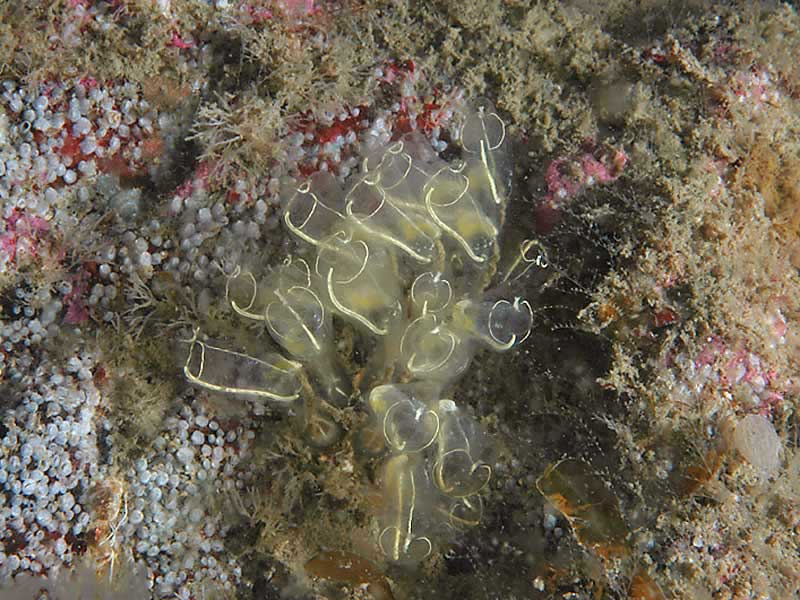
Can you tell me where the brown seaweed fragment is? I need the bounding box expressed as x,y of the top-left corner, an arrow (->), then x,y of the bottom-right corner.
629,568 -> 667,600
305,550 -> 394,599
536,458 -> 630,558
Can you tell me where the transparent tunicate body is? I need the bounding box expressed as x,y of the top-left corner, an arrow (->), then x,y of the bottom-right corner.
183,101 -> 531,561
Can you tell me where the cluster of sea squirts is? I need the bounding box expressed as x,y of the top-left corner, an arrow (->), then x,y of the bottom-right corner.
182,101 -> 534,561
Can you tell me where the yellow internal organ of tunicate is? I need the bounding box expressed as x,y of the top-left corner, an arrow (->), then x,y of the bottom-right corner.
454,204 -> 497,251
265,285 -> 327,359
345,176 -> 440,263
316,234 -> 400,335
399,314 -> 471,380
424,163 -> 498,264
261,258 -> 329,359
224,259 -> 330,361
378,454 -> 433,562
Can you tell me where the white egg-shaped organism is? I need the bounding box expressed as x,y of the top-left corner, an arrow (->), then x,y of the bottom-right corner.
733,414 -> 782,477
